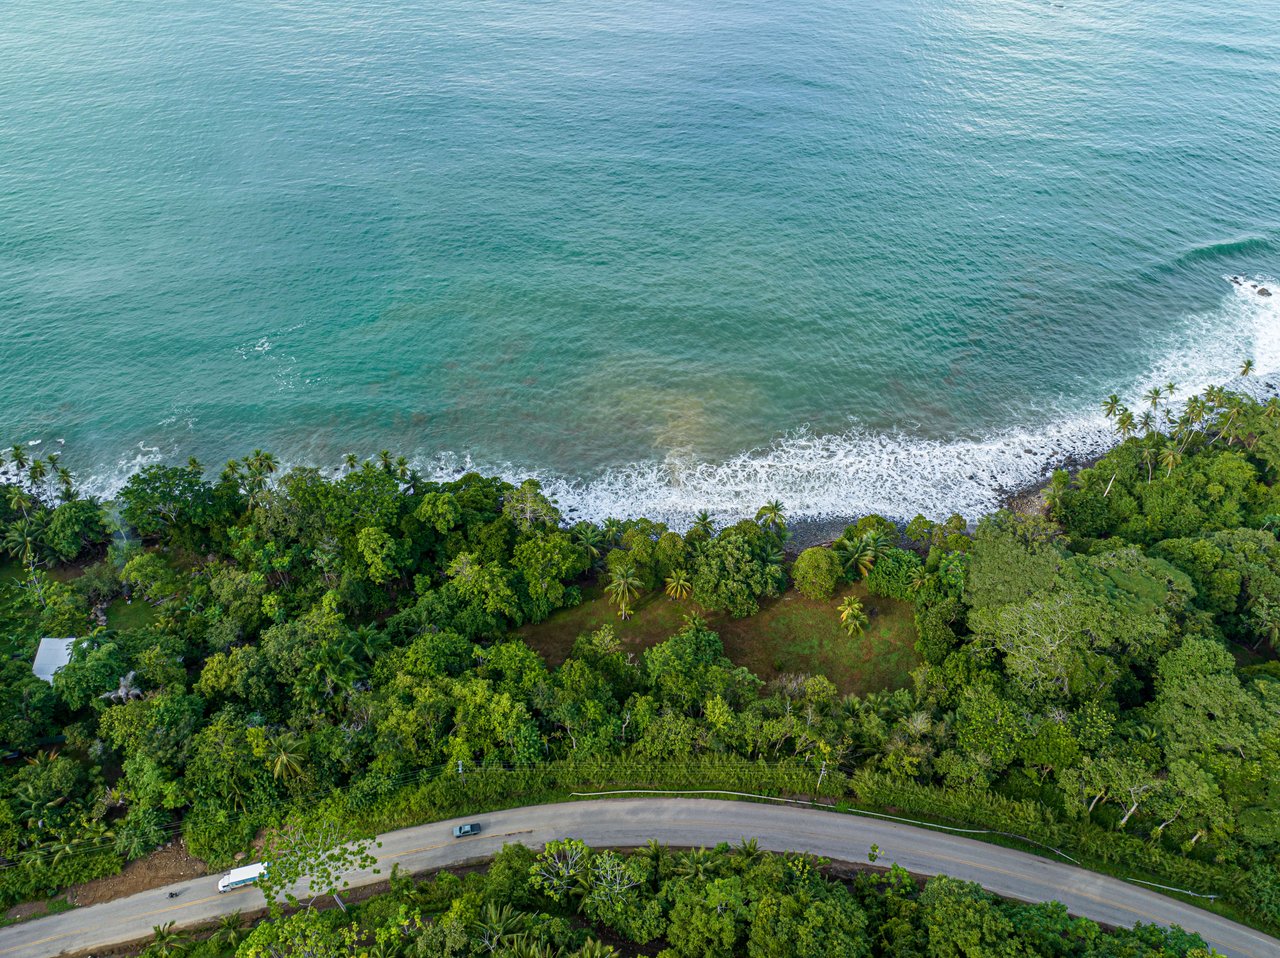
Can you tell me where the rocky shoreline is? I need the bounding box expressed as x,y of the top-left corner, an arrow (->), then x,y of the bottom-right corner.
783,448 -> 1110,553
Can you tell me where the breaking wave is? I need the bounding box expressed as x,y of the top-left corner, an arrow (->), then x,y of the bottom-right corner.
13,278 -> 1280,531
450,277 -> 1280,527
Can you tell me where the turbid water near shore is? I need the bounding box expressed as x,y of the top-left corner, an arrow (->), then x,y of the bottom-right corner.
3,0 -> 1279,525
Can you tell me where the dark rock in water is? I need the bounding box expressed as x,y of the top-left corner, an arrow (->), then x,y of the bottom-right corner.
1231,276 -> 1243,285
1258,287 -> 1272,297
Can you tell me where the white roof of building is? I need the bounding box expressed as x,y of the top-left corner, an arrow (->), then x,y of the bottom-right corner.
32,638 -> 75,683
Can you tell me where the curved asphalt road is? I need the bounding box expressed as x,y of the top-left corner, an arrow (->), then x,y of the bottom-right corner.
1,798 -> 1274,958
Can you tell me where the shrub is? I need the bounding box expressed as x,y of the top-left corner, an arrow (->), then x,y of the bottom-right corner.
865,547 -> 922,600
791,547 -> 842,600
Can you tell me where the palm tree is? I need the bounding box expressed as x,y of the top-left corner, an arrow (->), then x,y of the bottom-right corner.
394,455 -> 411,482
27,458 -> 47,489
736,837 -> 763,863
690,511 -> 715,538
674,847 -> 721,882
377,449 -> 394,473
574,941 -> 620,958
100,671 -> 145,704
1100,393 -> 1121,418
1140,444 -> 1156,483
834,536 -> 874,580
56,467 -> 75,503
664,569 -> 692,600
571,523 -> 605,566
266,732 -> 308,783
602,518 -> 624,545
636,838 -> 667,883
1137,410 -> 1155,436
1115,408 -> 1136,439
1241,358 -> 1255,377
838,596 -> 869,637
211,912 -> 246,950
7,487 -> 32,519
3,515 -> 48,568
1142,386 -> 1162,410
1159,443 -> 1182,477
343,453 -> 359,473
148,922 -> 189,958
861,530 -> 892,566
9,444 -> 28,471
605,564 -> 642,620
472,901 -> 526,954
755,500 -> 787,534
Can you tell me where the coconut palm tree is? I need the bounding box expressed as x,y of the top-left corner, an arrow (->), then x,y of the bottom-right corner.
1241,358 -> 1255,377
211,912 -> 246,950
9,444 -> 28,471
602,518 -> 625,545
3,514 -> 48,568
148,922 -> 189,958
472,901 -> 527,954
266,732 -> 308,783
574,941 -> 620,958
833,536 -> 870,579
1142,386 -> 1162,410
571,523 -> 605,567
7,487 -> 32,519
27,458 -> 47,491
343,453 -> 359,473
861,530 -> 892,566
1159,443 -> 1182,477
377,449 -> 394,473
100,672 -> 145,705
605,564 -> 642,620
664,569 -> 692,600
1100,394 -> 1121,418
636,838 -> 667,884
1115,408 -> 1136,439
690,511 -> 715,538
755,499 -> 787,534
56,467 -> 75,503
838,596 -> 869,637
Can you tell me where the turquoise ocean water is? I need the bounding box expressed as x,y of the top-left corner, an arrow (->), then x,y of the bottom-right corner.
2,0 -> 1279,523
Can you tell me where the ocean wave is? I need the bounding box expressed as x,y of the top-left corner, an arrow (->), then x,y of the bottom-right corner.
1169,235 -> 1275,268
421,276 -> 1280,527
16,278 -> 1280,530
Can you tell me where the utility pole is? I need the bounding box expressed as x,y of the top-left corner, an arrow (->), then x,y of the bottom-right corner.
817,760 -> 827,790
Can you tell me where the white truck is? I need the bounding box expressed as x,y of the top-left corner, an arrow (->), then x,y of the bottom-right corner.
217,862 -> 267,893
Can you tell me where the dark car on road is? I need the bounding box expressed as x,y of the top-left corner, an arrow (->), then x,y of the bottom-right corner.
453,823 -> 481,838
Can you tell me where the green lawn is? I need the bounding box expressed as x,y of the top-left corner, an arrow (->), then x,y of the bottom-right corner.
519,580 -> 919,696
106,597 -> 158,632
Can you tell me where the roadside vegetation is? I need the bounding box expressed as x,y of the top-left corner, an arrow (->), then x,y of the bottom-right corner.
144,841 -> 1214,958
0,377 -> 1279,945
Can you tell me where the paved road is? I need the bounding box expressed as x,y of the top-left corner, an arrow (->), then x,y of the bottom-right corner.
1,798 -> 1275,958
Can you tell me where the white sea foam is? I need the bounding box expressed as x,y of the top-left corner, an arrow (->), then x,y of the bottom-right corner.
13,279 -> 1280,529
419,277 -> 1280,527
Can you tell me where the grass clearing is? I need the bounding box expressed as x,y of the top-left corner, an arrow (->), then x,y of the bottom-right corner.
106,597 -> 158,632
519,580 -> 919,696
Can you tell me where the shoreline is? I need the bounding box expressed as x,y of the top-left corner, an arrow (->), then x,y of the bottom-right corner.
783,447 -> 1109,552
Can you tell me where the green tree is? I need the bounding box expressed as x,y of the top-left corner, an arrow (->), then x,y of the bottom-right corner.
791,547 -> 842,600
258,809 -> 381,914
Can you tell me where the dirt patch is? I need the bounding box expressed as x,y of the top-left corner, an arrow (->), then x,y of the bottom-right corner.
70,840 -> 208,907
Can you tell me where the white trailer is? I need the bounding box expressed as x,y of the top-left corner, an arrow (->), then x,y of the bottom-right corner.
217,862 -> 267,893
